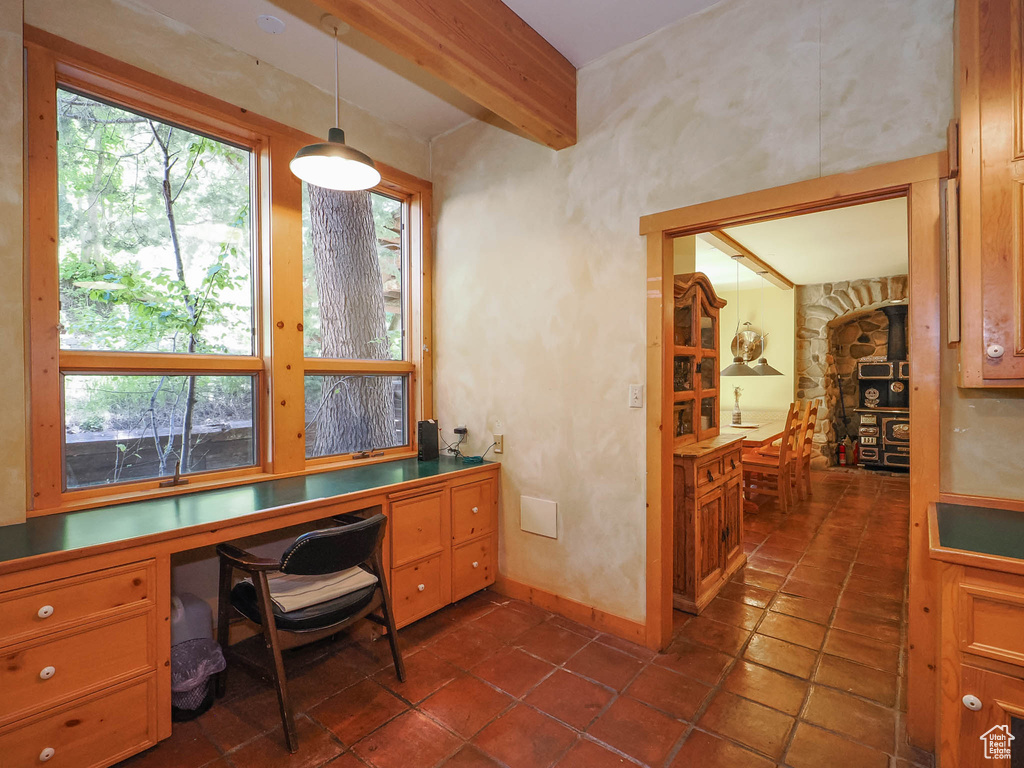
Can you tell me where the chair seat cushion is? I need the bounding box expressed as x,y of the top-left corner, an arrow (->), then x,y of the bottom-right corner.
230,579 -> 378,632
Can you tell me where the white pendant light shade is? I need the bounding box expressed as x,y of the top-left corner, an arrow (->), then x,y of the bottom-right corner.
291,21 -> 380,192
722,355 -> 760,376
290,128 -> 381,191
752,357 -> 784,376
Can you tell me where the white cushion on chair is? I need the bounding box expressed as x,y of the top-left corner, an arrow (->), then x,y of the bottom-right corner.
248,567 -> 379,613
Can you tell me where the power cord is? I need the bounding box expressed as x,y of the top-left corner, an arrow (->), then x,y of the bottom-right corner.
462,442 -> 497,465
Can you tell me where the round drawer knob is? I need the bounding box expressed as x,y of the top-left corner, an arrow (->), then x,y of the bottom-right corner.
472,506 -> 479,514
39,666 -> 56,681
962,694 -> 983,711
472,561 -> 479,568
987,344 -> 1005,359
417,584 -> 425,592
40,748 -> 56,762
37,605 -> 54,619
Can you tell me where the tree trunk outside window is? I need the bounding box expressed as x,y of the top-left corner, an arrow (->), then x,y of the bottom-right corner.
307,187 -> 394,455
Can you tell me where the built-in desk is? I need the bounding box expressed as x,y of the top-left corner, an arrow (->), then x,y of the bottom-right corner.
0,457 -> 499,768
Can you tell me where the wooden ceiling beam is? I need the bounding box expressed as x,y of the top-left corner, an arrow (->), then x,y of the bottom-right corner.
308,0 -> 577,149
700,230 -> 795,290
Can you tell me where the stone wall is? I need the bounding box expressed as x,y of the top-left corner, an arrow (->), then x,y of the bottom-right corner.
795,275 -> 908,466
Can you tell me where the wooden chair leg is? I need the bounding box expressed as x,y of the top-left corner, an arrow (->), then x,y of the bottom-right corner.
373,552 -> 406,682
804,457 -> 813,497
253,572 -> 299,753
777,468 -> 790,513
215,557 -> 234,698
793,459 -> 804,502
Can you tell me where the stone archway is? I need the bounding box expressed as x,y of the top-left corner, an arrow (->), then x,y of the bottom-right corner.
795,275 -> 908,467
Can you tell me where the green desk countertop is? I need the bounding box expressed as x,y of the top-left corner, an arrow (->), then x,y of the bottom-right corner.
0,457 -> 493,567
935,501 -> 1024,562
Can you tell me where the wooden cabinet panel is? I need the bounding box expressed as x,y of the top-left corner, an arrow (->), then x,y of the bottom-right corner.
452,536 -> 495,602
696,457 -> 722,488
959,580 -> 1024,666
389,489 -> 445,567
958,0 -> 1024,384
451,480 -> 496,544
392,554 -> 445,627
0,562 -> 153,649
722,476 -> 743,567
0,675 -> 156,768
957,665 -> 1024,767
0,612 -> 154,726
696,488 -> 725,594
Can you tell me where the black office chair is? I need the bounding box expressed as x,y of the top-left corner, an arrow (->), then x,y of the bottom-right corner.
215,508 -> 405,752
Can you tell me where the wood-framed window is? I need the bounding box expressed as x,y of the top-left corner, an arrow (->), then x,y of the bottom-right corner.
24,28 -> 433,514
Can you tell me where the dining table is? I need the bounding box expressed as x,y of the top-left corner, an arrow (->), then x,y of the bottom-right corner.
721,418 -> 789,513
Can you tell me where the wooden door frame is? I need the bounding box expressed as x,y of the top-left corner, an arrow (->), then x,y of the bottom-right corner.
640,152 -> 948,751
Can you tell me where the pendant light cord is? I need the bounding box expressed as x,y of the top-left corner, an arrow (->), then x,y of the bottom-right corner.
334,26 -> 340,127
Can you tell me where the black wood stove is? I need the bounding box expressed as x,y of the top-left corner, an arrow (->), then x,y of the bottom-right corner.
855,304 -> 910,470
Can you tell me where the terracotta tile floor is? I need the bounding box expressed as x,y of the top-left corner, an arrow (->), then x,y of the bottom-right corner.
118,469 -> 932,768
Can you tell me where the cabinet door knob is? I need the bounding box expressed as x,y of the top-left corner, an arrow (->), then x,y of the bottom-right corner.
962,694 -> 983,711
37,605 -> 54,619
417,584 -> 425,592
39,748 -> 55,762
39,666 -> 56,681
472,561 -> 479,568
731,459 -> 737,470
987,344 -> 1005,359
706,470 -> 714,483
472,506 -> 479,514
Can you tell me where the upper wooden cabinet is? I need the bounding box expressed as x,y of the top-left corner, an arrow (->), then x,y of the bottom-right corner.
672,274 -> 727,447
957,0 -> 1024,385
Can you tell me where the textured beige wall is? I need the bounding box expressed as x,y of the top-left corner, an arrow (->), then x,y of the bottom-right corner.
717,285 -> 796,415
0,0 -> 26,526
431,0 -> 954,621
940,332 -> 1024,499
25,0 -> 430,179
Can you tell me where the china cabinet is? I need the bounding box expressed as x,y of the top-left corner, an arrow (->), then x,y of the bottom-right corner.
672,274 -> 727,446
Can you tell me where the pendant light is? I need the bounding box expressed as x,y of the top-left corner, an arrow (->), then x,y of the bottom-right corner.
752,271 -> 784,376
722,255 -> 759,377
290,21 -> 381,191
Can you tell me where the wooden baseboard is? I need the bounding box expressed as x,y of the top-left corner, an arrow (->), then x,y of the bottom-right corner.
492,574 -> 646,645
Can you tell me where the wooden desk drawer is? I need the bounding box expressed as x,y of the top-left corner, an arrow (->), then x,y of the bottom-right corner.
392,555 -> 445,627
452,480 -> 496,543
390,490 -> 445,567
697,458 -> 723,487
722,449 -> 742,477
0,612 -> 153,725
0,675 -> 156,768
0,562 -> 153,649
959,579 -> 1024,667
452,536 -> 494,602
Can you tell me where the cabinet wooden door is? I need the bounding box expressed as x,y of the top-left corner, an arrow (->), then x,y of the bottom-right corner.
957,664 -> 1024,766
721,476 -> 743,567
695,488 -> 724,597
959,0 -> 1024,384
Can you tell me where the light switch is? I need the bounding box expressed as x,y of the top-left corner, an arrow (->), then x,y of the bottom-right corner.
520,496 -> 557,538
629,384 -> 644,408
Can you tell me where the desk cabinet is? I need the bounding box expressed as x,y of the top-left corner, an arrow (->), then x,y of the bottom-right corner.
939,564 -> 1024,766
673,435 -> 746,614
388,472 -> 498,627
0,561 -> 159,768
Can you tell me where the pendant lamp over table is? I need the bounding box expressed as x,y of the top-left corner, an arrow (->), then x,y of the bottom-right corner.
752,271 -> 784,376
290,17 -> 381,192
722,256 -> 758,377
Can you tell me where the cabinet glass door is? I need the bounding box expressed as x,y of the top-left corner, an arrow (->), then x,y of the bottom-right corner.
700,313 -> 716,349
674,306 -> 694,347
674,356 -> 694,392
674,402 -> 694,439
700,397 -> 717,432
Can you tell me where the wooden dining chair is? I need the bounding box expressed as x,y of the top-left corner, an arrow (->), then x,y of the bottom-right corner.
758,400 -> 815,500
742,404 -> 799,512
215,507 -> 404,753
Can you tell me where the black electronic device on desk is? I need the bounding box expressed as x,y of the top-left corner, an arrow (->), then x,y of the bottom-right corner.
417,419 -> 439,461
855,304 -> 910,470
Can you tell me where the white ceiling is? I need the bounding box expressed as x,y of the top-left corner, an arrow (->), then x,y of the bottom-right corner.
133,0 -> 480,141
693,198 -> 909,290
722,198 -> 909,286
502,0 -> 723,67
130,0 -> 724,141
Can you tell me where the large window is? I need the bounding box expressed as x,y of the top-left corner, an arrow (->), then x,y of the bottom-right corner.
26,37 -> 430,511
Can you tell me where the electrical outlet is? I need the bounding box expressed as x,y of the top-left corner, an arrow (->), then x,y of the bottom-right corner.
493,434 -> 504,454
629,384 -> 644,408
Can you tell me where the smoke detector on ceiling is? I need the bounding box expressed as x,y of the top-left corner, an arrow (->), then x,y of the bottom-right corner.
256,15 -> 286,35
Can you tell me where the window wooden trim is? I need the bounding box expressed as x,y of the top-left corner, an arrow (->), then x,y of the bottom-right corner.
24,27 -> 433,515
